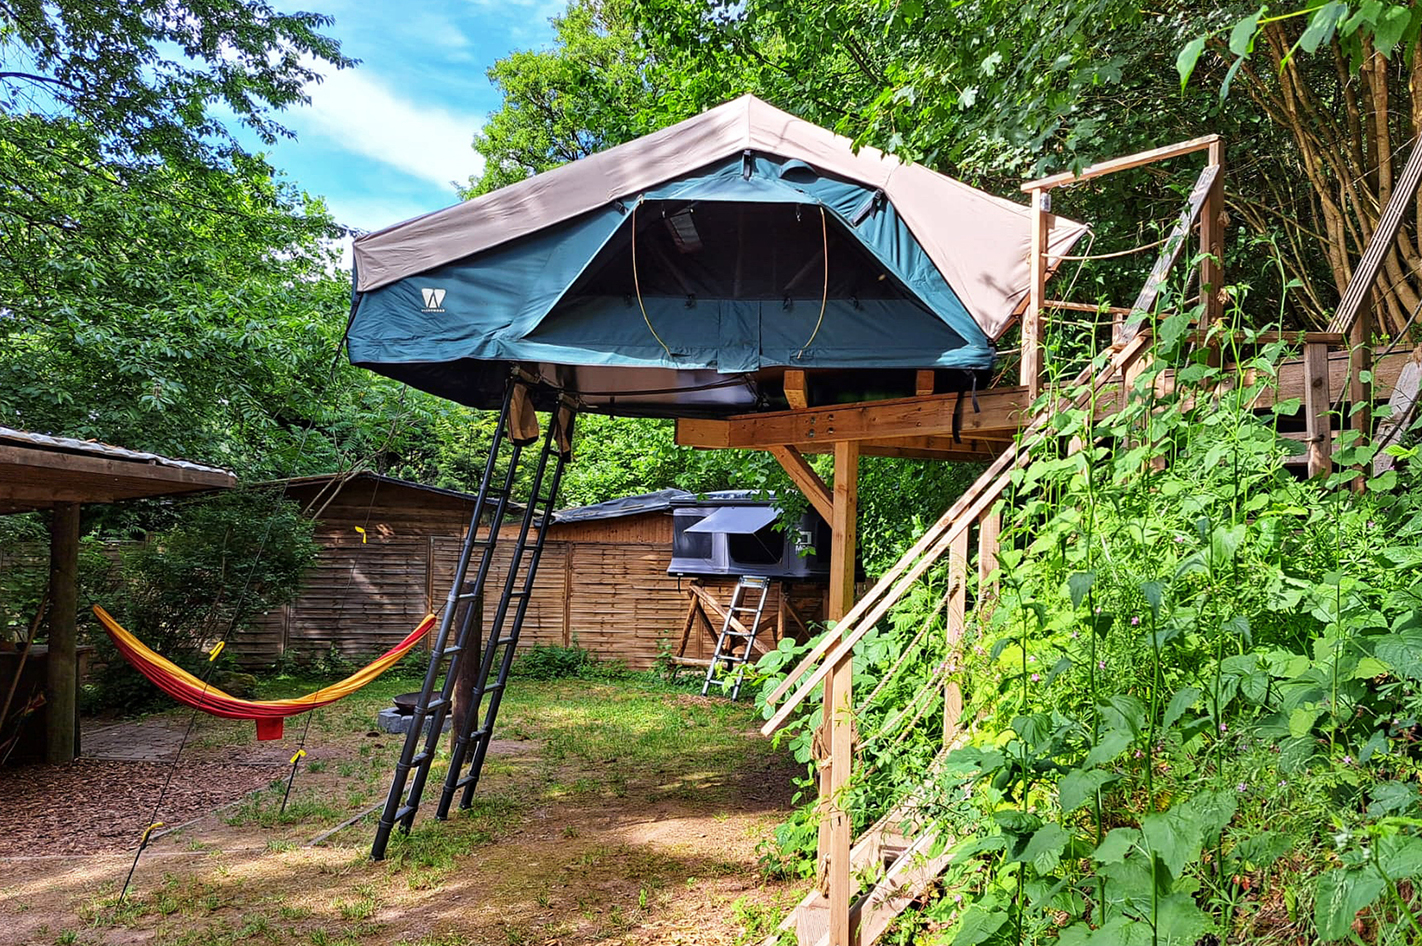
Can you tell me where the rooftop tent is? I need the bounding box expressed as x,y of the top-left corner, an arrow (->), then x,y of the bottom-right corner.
347,95 -> 1088,417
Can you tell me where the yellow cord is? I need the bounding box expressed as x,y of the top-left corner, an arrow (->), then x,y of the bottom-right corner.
794,205 -> 830,359
631,201 -> 674,358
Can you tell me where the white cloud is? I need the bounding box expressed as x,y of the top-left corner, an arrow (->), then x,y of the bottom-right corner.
298,66 -> 485,190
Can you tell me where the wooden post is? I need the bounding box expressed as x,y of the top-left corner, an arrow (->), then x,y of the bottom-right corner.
1350,294 -> 1373,491
1200,140 -> 1226,329
785,369 -> 809,410
1305,342 -> 1333,478
977,507 -> 1001,596
450,586 -> 481,755
818,440 -> 858,946
1024,188 -> 1048,399
46,502 -> 80,764
944,526 -> 969,742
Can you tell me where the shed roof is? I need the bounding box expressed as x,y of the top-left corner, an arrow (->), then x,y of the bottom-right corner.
555,488 -> 775,523
0,427 -> 236,515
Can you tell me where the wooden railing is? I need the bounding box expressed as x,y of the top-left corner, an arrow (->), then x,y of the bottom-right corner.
763,139 -> 1229,946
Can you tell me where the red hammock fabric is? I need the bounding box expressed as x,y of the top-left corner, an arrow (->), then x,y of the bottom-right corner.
95,606 -> 437,740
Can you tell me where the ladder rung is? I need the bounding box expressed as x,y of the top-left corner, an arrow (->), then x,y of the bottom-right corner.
482,682 -> 505,696
494,636 -> 517,646
454,772 -> 478,789
438,645 -> 463,657
394,804 -> 418,822
409,750 -> 431,767
468,537 -> 493,548
456,591 -> 482,601
416,698 -> 447,714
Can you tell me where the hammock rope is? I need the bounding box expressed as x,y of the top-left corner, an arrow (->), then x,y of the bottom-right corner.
94,606 -> 436,740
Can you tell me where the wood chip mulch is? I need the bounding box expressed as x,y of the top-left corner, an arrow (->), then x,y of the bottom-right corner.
0,759 -> 284,856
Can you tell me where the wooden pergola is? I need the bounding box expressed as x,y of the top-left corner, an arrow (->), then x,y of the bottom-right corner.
0,428 -> 235,763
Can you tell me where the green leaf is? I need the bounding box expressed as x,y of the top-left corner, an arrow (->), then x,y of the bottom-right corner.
1084,729 -> 1132,767
1163,685 -> 1201,729
1142,804 -> 1206,878
1367,780 -> 1418,817
1368,470 -> 1398,491
1176,35 -> 1207,89
1375,629 -> 1422,680
1273,397 -> 1302,415
1060,767 -> 1118,813
1314,866 -> 1385,941
1353,656 -> 1389,679
1233,830 -> 1292,869
1229,7 -> 1265,55
1299,2 -> 1348,54
1020,822 -> 1070,874
1379,834 -> 1422,879
1140,580 -> 1163,618
1289,706 -> 1323,738
1093,827 -> 1139,864
1156,892 -> 1211,945
1068,570 -> 1096,609
1373,4 -> 1412,56
952,905 -> 1008,946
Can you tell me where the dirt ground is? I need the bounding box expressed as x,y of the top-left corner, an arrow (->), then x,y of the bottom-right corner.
0,677 -> 808,946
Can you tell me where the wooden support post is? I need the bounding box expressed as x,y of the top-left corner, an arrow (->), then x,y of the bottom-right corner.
1350,294 -> 1373,491
46,502 -> 80,764
450,586 -> 481,755
769,445 -> 835,523
818,441 -> 858,946
1200,140 -> 1225,328
977,507 -> 1001,593
1305,342 -> 1333,478
784,369 -> 809,410
1024,189 -> 1048,400
915,370 -> 935,397
944,526 -> 969,742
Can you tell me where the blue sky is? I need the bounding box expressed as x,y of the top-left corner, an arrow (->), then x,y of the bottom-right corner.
248,0 -> 564,234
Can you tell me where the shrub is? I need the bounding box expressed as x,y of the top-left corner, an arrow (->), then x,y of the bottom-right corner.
511,643 -> 596,680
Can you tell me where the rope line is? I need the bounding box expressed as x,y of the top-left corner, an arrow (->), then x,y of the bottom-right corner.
631,201 -> 674,359
793,205 -> 830,359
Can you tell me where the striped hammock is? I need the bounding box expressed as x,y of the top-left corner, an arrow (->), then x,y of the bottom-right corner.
93,605 -> 435,740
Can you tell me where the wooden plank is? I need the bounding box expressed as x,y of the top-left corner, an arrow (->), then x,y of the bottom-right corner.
914,370 -> 935,397
1128,164 -> 1220,336
769,445 -> 834,522
1374,344 -> 1422,475
46,503 -> 80,763
944,528 -> 969,742
823,441 -> 858,946
977,507 -> 1001,592
1021,134 -> 1220,191
785,369 -> 809,410
1199,140 -> 1226,333
1305,342 -> 1332,478
1328,137 -> 1422,336
1024,189 -> 1047,399
675,387 -> 1032,450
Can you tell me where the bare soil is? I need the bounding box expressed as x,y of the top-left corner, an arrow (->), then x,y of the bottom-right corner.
0,679 -> 807,946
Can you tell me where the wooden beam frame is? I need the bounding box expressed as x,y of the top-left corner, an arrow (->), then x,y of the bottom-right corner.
768,445 -> 834,522
822,441 -> 858,946
1021,134 -> 1221,191
784,369 -> 809,410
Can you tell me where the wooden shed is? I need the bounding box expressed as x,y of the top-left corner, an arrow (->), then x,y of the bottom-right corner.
247,475 -> 826,670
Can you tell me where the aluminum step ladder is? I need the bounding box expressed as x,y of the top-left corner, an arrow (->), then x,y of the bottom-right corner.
701,576 -> 771,701
370,380 -> 576,860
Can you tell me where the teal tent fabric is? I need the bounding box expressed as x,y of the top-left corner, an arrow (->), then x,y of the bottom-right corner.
348,154 -> 997,411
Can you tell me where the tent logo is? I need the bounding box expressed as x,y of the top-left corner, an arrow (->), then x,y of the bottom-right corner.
420,287 -> 446,313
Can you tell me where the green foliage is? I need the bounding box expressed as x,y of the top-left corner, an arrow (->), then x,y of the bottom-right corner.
758,304 -> 1422,943
90,490 -> 318,711
510,643 -> 613,680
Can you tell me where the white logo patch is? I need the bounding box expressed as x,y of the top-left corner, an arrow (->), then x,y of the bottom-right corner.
420,287 -> 446,312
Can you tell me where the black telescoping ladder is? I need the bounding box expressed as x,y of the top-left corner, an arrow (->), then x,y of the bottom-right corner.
702,576 -> 772,701
371,380 -> 576,860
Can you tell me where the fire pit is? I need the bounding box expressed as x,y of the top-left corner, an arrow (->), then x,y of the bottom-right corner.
376,692 -> 452,735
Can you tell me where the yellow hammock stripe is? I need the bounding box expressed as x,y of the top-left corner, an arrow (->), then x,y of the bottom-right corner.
93,605 -> 434,708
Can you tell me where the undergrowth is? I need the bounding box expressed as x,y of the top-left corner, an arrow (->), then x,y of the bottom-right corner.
758,304 -> 1422,944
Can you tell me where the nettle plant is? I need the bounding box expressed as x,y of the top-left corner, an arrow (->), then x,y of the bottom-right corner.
759,306 -> 1422,943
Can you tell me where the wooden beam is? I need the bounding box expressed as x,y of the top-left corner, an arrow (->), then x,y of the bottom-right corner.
1328,137 -> 1422,336
46,503 -> 80,764
944,527 -> 969,742
675,388 -> 1032,450
1304,342 -> 1332,478
915,370 -> 935,397
768,445 -> 834,522
1024,189 -> 1047,399
1021,134 -> 1221,191
823,440 -> 858,946
1128,164 -> 1221,339
977,507 -> 1001,592
1199,139 -> 1225,331
784,369 -> 809,410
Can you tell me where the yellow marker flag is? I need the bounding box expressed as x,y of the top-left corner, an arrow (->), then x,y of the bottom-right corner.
208,641 -> 224,661
354,526 -> 367,544
290,749 -> 307,765
140,822 -> 164,845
